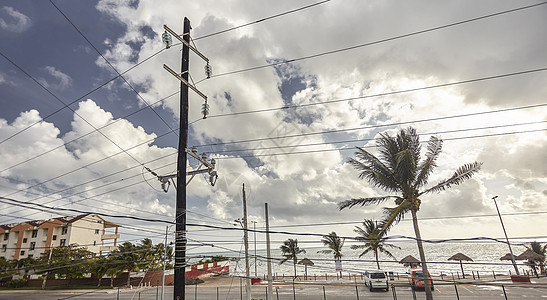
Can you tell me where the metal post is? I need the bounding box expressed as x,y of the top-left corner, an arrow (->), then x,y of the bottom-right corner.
174,17 -> 191,300
242,184 -> 251,300
454,284 -> 460,300
493,196 -> 519,275
252,220 -> 258,277
322,286 -> 326,300
162,226 -> 168,300
265,203 -> 274,300
502,285 -> 508,300
391,285 -> 397,300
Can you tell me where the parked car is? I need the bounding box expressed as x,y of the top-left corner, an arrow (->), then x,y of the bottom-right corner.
409,269 -> 434,290
364,270 -> 389,291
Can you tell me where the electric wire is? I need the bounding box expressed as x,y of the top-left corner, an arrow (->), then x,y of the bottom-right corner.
210,1 -> 547,78
48,0 -> 177,137
197,102 -> 546,147
0,50 -> 149,169
0,0 -> 334,147
193,0 -> 333,40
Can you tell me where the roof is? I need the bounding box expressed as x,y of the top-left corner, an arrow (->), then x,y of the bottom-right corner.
0,213 -> 120,229
448,253 -> 473,262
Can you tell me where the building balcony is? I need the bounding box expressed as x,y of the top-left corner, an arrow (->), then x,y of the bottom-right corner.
101,234 -> 120,240
100,245 -> 118,252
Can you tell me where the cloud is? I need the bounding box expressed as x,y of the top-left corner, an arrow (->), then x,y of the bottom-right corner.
37,66 -> 72,90
0,6 -> 31,33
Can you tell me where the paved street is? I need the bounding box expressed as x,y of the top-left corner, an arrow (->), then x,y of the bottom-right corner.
2,280 -> 547,300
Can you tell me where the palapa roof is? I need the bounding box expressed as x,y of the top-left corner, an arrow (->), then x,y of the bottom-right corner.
448,253 -> 473,262
399,255 -> 421,267
500,253 -> 514,260
516,249 -> 545,261
298,258 -> 314,266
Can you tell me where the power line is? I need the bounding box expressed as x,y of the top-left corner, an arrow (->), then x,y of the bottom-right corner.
0,50 -> 147,170
0,0 -> 333,147
211,1 -> 547,78
193,0 -> 333,40
207,121 -> 547,154
208,128 -> 546,160
48,0 -> 177,137
206,68 -> 547,120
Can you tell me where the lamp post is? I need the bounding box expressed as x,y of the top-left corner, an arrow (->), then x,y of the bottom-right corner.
492,196 -> 519,275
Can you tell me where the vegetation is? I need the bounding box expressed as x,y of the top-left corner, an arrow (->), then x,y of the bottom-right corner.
317,232 -> 344,276
0,238 -> 174,289
280,238 -> 306,278
526,241 -> 546,275
339,127 -> 481,300
352,219 -> 399,269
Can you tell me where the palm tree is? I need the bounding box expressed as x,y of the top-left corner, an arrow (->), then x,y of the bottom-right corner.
318,232 -> 344,276
352,219 -> 399,269
280,238 -> 306,278
526,241 -> 546,275
339,127 -> 481,300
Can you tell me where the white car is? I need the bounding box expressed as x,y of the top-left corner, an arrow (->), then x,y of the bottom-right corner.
364,270 -> 389,291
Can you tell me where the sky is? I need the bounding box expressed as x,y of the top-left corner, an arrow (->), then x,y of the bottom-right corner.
0,0 -> 546,263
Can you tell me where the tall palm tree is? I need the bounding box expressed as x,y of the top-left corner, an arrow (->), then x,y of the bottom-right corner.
339,127 -> 481,300
280,238 -> 306,278
352,219 -> 399,269
318,232 -> 344,276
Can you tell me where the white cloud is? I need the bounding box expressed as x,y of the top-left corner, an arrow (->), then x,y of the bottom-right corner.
0,6 -> 31,33
38,66 -> 72,90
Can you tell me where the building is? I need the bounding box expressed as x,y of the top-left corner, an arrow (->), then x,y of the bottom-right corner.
0,214 -> 120,260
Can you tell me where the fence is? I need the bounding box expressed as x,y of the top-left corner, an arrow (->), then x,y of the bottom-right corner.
54,279 -> 547,300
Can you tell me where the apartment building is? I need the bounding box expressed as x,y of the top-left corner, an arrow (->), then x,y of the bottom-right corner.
0,214 -> 120,260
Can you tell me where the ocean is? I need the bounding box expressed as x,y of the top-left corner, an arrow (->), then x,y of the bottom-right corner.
223,242 -> 534,278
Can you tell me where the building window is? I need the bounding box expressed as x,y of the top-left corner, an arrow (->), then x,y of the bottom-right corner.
20,251 -> 25,256
23,238 -> 28,243
3,233 -> 8,241
60,239 -> 66,246
1,245 -> 6,252
95,229 -> 99,234
61,227 -> 68,235
28,254 -> 33,259
31,230 -> 38,238
93,241 -> 97,246
97,220 -> 103,224
29,242 -> 36,251
52,235 -> 57,241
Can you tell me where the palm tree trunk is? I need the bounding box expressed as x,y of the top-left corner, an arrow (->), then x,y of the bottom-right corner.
375,250 -> 380,269
411,210 -> 433,300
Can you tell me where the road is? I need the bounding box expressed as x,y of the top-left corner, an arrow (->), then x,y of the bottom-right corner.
1,282 -> 547,300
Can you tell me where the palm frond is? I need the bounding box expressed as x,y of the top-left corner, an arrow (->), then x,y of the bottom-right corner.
317,250 -> 333,254
414,136 -> 442,188
338,196 -> 397,210
349,148 -> 400,192
420,162 -> 482,195
380,200 -> 412,232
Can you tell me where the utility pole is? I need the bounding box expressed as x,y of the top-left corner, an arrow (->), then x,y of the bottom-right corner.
265,203 -> 273,300
162,17 -> 211,300
251,220 -> 257,277
174,17 -> 190,300
242,184 -> 251,300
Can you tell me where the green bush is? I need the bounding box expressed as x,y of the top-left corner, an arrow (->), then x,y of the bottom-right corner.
6,279 -> 27,288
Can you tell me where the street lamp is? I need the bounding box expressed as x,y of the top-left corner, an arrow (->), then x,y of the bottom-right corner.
492,196 -> 519,275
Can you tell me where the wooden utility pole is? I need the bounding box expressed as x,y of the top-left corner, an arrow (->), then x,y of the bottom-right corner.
174,17 -> 190,300
242,184 -> 251,300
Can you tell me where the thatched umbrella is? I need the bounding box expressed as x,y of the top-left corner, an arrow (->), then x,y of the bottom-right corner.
500,253 -> 513,260
516,249 -> 544,262
399,255 -> 421,268
448,253 -> 473,279
298,258 -> 314,279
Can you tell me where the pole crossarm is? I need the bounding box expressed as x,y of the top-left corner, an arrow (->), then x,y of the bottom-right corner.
163,64 -> 207,100
163,24 -> 209,63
